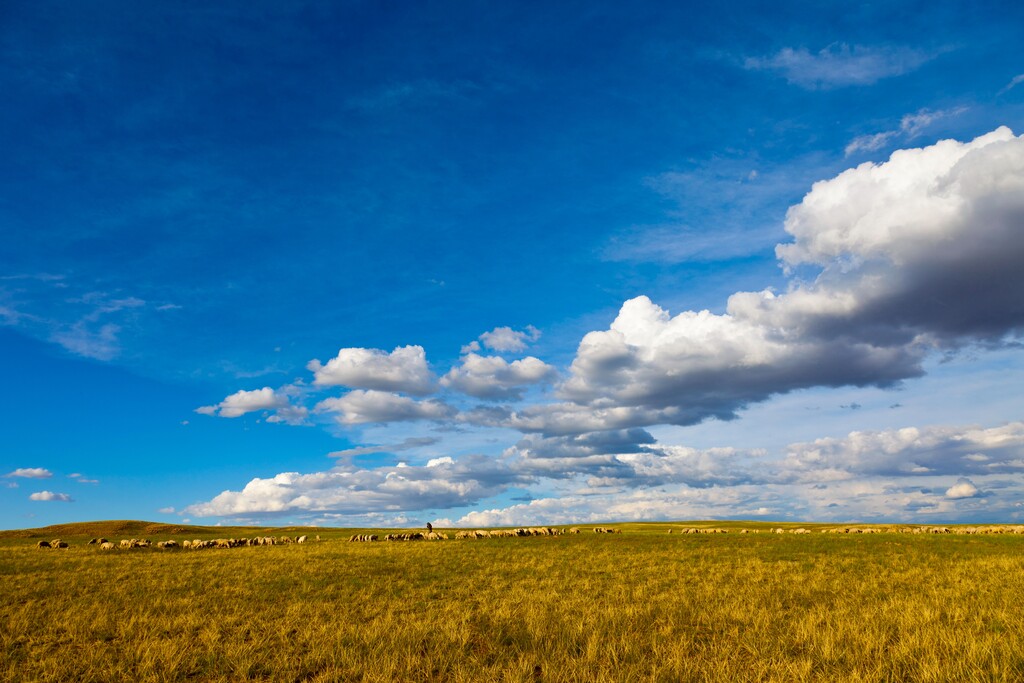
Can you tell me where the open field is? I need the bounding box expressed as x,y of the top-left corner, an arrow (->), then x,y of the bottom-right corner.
3,521 -> 1024,682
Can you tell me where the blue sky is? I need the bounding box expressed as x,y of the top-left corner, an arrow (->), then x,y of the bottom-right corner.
3,1 -> 1024,528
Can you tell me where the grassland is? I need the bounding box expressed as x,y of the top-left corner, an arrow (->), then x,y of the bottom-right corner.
2,520 -> 1023,682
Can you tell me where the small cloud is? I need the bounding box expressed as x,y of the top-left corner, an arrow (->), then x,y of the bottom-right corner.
478,325 -> 541,353
68,473 -> 99,484
29,491 -> 73,502
328,437 -> 440,459
889,403 -> 903,409
840,402 -> 862,410
196,387 -> 308,425
945,478 -> 980,499
180,420 -> 189,426
744,43 -> 937,90
845,131 -> 898,156
998,74 -> 1024,95
845,107 -> 966,156
159,506 -> 176,514
6,467 -> 53,479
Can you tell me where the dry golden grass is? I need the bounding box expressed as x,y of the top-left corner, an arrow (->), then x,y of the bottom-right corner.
2,522 -> 1023,682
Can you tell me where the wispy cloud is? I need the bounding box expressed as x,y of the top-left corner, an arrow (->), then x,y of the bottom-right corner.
0,278 -> 148,361
327,436 -> 440,459
744,43 -> 938,89
998,74 -> 1024,95
604,156 -> 823,264
845,107 -> 967,156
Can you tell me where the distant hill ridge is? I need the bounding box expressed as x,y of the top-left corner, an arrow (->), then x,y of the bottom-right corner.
0,519 -> 319,539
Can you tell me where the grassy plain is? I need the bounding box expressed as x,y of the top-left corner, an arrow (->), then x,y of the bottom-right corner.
2,520 -> 1023,682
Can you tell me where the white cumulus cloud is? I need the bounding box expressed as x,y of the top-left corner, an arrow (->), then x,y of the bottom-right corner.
315,390 -> 453,425
945,478 -> 980,499
29,491 -> 73,502
6,467 -> 53,479
307,345 -> 435,395
441,353 -> 557,400
782,422 -> 1024,479
553,128 -> 1024,433
196,387 -> 308,424
184,455 -> 526,517
478,325 -> 541,353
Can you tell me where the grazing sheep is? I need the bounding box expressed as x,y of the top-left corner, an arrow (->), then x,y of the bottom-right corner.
568,528 -> 581,534
297,535 -> 308,544
100,542 -> 115,550
53,540 -> 69,548
36,540 -> 51,549
50,539 -> 63,547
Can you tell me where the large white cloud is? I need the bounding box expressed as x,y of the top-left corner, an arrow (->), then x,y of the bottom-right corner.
441,353 -> 557,400
782,421 -> 1024,479
184,455 -> 527,517
315,390 -> 453,425
307,345 -> 435,395
557,128 -> 1024,433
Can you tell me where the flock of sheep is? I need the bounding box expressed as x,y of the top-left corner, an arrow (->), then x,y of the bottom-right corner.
669,525 -> 1024,535
35,534 -> 319,550
348,526 -> 623,542
32,524 -> 1024,550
